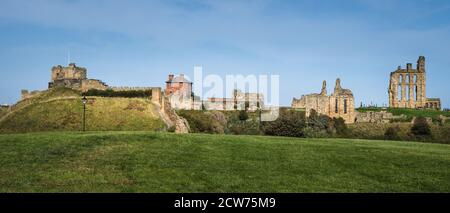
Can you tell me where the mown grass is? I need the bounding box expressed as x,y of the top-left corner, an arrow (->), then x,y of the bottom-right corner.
0,131 -> 449,192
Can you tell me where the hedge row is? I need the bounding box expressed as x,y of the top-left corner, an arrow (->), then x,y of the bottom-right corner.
82,89 -> 152,98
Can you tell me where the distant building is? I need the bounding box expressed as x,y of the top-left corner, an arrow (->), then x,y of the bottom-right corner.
165,74 -> 193,97
292,79 -> 355,123
388,56 -> 441,110
21,63 -> 162,105
165,74 -> 198,110
203,89 -> 264,111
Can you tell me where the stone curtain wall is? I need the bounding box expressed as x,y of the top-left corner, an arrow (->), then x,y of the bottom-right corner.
81,79 -> 108,92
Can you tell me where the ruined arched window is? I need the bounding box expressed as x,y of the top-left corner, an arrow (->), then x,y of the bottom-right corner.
398,85 -> 402,100
414,74 -> 417,83
415,85 -> 418,101
405,74 -> 410,83
335,99 -> 338,113
344,99 -> 348,114
406,85 -> 410,101
398,75 -> 403,83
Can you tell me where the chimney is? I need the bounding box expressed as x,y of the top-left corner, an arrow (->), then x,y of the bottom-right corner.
406,63 -> 412,71
397,66 -> 401,70
168,74 -> 174,81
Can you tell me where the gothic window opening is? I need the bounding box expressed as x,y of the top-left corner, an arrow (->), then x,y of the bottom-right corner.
415,85 -> 418,101
335,99 -> 338,113
406,85 -> 410,101
344,99 -> 348,114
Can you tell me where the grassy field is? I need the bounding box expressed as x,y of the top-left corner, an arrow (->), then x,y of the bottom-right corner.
0,131 -> 449,192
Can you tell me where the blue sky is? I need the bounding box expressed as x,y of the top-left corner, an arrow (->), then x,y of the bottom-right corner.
0,0 -> 449,107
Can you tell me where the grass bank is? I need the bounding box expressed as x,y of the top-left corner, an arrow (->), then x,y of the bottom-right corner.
0,131 -> 449,192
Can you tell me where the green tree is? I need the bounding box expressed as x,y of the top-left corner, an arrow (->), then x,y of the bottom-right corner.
411,116 -> 431,136
239,110 -> 249,121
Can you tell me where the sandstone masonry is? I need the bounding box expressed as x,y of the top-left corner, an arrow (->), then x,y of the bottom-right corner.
388,56 -> 441,110
292,78 -> 356,123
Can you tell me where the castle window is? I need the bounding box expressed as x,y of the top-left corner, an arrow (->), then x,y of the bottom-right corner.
406,85 -> 410,101
335,99 -> 338,113
344,99 -> 347,114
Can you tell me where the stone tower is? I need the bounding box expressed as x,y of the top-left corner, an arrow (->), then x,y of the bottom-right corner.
388,56 -> 440,110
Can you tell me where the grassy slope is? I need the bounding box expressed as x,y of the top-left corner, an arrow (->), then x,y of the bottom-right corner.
357,107 -> 450,120
0,131 -> 449,192
0,88 -> 166,133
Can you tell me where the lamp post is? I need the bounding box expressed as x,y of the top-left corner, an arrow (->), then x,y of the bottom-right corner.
82,96 -> 87,132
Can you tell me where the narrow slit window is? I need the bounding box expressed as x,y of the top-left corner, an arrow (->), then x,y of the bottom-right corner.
344,99 -> 347,114
335,99 -> 339,113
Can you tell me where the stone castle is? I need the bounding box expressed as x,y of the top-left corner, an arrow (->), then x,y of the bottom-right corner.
292,79 -> 355,123
49,63 -> 108,92
388,56 -> 441,110
22,63 -> 162,104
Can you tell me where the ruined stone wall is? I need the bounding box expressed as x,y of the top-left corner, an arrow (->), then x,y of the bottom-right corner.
203,99 -> 235,111
291,79 -> 355,123
21,89 -> 44,100
168,92 -> 194,110
426,98 -> 441,110
233,89 -> 264,111
51,63 -> 87,82
355,111 -> 393,123
388,56 -> 438,109
81,79 -> 108,92
328,94 -> 355,123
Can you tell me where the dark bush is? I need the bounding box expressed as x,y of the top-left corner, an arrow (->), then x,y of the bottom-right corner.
303,109 -> 334,137
332,117 -> 348,136
167,125 -> 176,133
411,116 -> 431,136
177,110 -> 225,134
82,89 -> 152,98
384,125 -> 400,140
238,110 -> 249,121
308,110 -> 333,131
262,109 -> 306,137
228,119 -> 262,135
